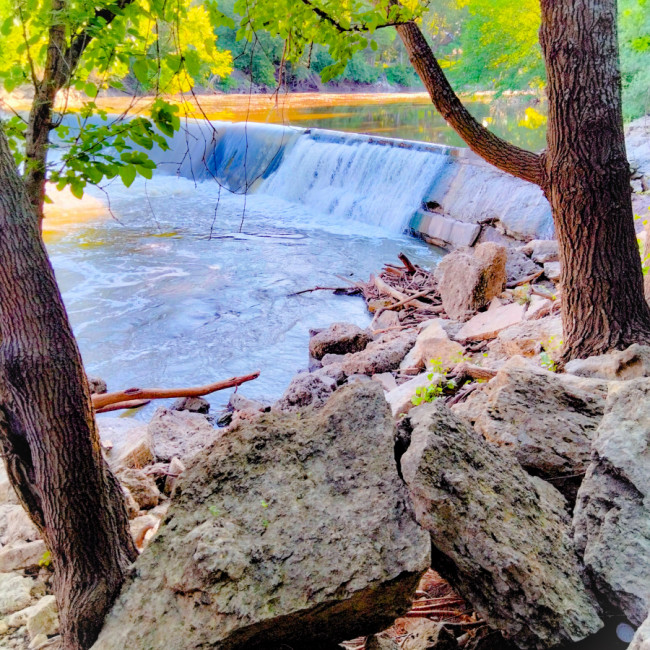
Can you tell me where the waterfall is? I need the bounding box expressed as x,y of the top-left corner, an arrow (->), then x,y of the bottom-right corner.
257,129 -> 450,232
140,120 -> 553,241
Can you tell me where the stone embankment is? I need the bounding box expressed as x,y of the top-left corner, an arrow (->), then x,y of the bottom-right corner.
2,225 -> 650,648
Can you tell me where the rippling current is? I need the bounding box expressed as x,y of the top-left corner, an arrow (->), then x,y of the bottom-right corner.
47,175 -> 440,416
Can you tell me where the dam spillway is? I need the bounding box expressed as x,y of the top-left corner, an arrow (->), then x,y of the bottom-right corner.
146,120 -> 554,245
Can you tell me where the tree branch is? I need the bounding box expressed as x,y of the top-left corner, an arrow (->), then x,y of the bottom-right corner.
298,0 -> 404,33
396,21 -> 544,187
91,372 -> 261,410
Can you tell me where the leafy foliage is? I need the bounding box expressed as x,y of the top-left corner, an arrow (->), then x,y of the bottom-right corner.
0,0 -> 232,195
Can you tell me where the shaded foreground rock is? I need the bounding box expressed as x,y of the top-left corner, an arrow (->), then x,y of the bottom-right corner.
573,379 -> 650,626
273,372 -> 334,412
93,383 -> 430,650
401,401 -> 602,649
453,357 -> 608,503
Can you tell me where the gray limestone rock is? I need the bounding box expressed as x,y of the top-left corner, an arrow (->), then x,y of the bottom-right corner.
401,401 -> 603,649
93,383 -> 430,650
434,243 -> 507,321
452,357 -> 608,503
573,378 -> 650,626
565,344 -> 650,381
308,322 -> 373,360
630,615 -> 650,650
273,372 -> 334,413
341,330 -> 417,376
520,239 -> 559,264
147,408 -> 219,463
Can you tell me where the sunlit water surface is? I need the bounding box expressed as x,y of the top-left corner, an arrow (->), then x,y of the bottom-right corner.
46,176 -> 439,416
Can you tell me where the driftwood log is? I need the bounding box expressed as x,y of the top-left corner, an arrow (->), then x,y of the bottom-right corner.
91,372 -> 260,411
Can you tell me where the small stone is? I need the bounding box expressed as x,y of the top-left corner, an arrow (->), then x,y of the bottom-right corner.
148,409 -> 219,463
400,319 -> 465,372
455,302 -> 526,342
521,239 -> 559,264
544,261 -> 561,282
25,595 -> 59,640
0,620 -> 8,635
171,396 -> 210,414
321,353 -> 346,366
130,514 -> 161,550
0,540 -> 47,572
0,463 -> 18,505
98,419 -> 154,470
86,375 -> 107,394
372,373 -> 398,392
435,243 -> 508,321
117,469 -> 161,510
28,633 -> 48,649
341,330 -> 417,376
385,373 -> 440,418
308,322 -> 373,360
565,344 -> 650,380
0,573 -> 34,616
370,310 -> 401,331
273,373 -> 334,413
488,316 -> 563,358
0,504 -> 40,545
164,457 -> 186,496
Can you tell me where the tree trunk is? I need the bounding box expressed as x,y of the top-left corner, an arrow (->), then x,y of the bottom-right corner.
0,124 -> 137,649
539,0 -> 650,359
397,4 -> 650,360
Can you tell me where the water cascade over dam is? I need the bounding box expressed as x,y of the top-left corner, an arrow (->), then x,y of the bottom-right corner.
147,120 -> 554,246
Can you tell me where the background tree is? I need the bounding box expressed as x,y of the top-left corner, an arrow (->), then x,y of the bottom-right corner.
240,0 -> 650,361
0,0 -> 231,647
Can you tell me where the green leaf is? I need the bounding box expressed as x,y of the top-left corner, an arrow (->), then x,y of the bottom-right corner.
119,165 -> 137,187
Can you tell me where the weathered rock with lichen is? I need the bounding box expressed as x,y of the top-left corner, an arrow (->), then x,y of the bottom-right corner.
93,383 -> 430,650
452,357 -> 608,503
401,401 -> 603,649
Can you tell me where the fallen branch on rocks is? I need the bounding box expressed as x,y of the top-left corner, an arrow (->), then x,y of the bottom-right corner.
91,372 -> 260,411
95,399 -> 151,414
289,286 -> 361,297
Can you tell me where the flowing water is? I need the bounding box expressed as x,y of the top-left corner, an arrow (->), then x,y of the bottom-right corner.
44,95 -> 546,414
47,175 -> 438,415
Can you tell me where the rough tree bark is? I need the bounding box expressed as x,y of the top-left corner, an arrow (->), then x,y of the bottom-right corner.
397,0 -> 650,360
538,0 -> 650,358
0,124 -> 138,649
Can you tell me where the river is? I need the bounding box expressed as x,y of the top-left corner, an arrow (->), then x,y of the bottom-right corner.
44,93 -> 546,415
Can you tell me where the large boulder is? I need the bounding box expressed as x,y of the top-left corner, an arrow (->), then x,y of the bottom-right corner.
401,401 -> 603,649
93,383 -> 430,650
573,379 -> 650,626
435,243 -> 507,321
341,330 -> 417,376
564,344 -> 650,380
147,408 -> 219,463
309,322 -> 372,360
452,357 -> 608,503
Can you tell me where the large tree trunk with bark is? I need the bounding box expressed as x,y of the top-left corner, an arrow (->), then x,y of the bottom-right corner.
538,0 -> 650,359
397,0 -> 650,360
0,124 -> 137,650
